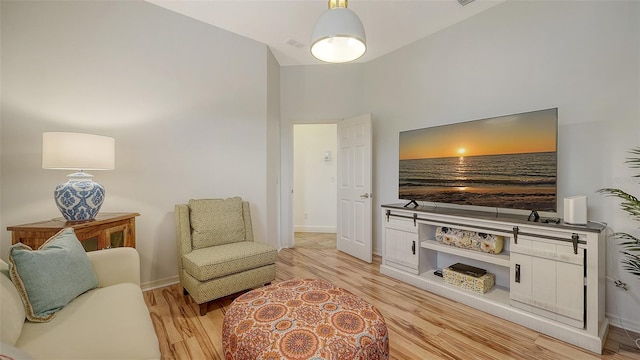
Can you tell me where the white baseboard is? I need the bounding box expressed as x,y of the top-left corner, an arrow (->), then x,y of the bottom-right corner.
141,275 -> 179,292
373,248 -> 381,257
294,225 -> 336,233
606,312 -> 640,334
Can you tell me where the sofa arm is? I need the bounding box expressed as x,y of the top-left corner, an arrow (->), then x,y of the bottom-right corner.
87,247 -> 140,287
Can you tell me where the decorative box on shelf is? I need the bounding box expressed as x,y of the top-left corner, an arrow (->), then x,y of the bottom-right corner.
443,266 -> 496,294
435,226 -> 504,254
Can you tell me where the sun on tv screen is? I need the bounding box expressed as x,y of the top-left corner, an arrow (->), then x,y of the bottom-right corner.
399,108 -> 558,212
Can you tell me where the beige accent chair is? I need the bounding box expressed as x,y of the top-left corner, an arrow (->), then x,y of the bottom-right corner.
175,197 -> 277,316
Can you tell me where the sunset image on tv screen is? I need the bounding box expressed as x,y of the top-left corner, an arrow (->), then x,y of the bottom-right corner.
399,108 -> 558,211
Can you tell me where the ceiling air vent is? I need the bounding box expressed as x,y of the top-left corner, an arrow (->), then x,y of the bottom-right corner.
285,38 -> 305,49
458,0 -> 475,5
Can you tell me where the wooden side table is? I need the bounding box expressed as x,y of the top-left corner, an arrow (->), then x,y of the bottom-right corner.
7,212 -> 139,251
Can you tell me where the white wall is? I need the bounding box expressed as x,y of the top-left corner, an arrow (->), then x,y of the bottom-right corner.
267,49 -> 281,250
293,124 -> 337,233
281,1 -> 640,332
0,0 -> 3,227
0,1 -> 276,288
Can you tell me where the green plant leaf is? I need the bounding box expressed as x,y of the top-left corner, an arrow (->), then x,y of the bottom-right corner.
597,188 -> 640,219
625,147 -> 640,177
612,232 -> 640,242
621,255 -> 640,276
598,146 -> 640,279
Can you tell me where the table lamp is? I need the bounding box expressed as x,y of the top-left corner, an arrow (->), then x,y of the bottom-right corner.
42,132 -> 115,221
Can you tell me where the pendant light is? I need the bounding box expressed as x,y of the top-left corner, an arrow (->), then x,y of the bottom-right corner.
311,0 -> 366,63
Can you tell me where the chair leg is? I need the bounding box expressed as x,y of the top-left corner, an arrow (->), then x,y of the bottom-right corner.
199,302 -> 208,316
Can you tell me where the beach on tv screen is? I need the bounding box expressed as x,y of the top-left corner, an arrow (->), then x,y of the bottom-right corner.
399,108 -> 558,212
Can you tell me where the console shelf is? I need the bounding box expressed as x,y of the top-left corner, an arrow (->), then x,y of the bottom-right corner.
420,239 -> 511,268
381,203 -> 607,354
422,269 -> 511,304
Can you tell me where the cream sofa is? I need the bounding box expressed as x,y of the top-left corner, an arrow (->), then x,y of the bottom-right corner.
0,247 -> 161,359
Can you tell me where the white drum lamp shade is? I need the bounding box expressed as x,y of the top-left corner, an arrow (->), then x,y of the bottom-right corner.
42,132 -> 115,221
311,1 -> 366,63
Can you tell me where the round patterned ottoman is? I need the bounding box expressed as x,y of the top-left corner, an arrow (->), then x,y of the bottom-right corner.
222,279 -> 389,360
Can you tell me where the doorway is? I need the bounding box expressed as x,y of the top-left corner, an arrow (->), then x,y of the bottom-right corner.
293,124 -> 337,248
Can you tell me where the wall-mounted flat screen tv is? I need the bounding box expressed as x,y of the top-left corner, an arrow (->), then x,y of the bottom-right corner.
399,108 -> 558,212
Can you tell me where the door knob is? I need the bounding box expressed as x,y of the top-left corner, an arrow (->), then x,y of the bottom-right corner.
360,193 -> 370,198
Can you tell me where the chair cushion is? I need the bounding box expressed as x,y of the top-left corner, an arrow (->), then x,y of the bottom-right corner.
182,241 -> 277,282
189,197 -> 246,249
8,228 -> 99,322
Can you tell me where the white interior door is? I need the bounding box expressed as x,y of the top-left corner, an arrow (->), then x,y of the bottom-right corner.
337,113 -> 372,263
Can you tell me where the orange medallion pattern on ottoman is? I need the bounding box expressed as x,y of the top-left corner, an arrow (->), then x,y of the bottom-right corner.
223,279 -> 389,360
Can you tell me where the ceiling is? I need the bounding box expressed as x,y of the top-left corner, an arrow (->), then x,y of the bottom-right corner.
146,0 -> 506,66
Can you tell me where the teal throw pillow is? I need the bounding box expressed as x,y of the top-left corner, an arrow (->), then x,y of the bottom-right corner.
9,228 -> 99,322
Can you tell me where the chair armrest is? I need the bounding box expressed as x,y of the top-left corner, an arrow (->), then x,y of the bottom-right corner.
87,247 -> 140,287
175,204 -> 193,268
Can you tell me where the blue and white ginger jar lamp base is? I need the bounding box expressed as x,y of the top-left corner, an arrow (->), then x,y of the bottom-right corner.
54,171 -> 105,221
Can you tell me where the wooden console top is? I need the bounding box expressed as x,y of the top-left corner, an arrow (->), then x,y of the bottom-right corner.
382,203 -> 605,233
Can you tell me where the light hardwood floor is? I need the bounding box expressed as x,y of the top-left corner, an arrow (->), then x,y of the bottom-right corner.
144,233 -> 640,359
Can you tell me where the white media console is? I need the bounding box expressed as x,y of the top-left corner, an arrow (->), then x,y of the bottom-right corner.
380,203 -> 608,353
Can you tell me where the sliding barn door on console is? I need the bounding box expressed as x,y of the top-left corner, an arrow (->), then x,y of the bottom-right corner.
510,234 -> 585,328
337,114 -> 372,263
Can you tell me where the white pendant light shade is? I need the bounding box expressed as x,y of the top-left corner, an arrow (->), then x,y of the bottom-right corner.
311,7 -> 366,63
